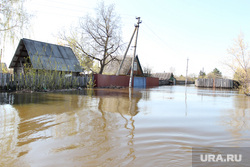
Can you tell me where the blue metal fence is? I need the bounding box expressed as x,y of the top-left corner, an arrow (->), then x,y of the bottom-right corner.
134,77 -> 146,88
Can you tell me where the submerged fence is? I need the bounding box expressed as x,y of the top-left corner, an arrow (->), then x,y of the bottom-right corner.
0,73 -> 89,91
195,78 -> 235,89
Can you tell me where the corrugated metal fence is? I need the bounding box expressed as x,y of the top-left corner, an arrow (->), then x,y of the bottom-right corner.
195,78 -> 234,88
0,73 -> 89,90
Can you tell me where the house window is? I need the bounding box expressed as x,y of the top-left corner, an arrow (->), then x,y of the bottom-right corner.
134,62 -> 137,71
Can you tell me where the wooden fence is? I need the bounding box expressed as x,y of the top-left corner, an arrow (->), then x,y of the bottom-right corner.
0,73 -> 89,91
195,78 -> 235,89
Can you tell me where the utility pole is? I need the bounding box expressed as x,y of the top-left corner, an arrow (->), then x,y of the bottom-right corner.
185,58 -> 189,116
185,58 -> 189,86
129,17 -> 142,88
116,26 -> 137,76
0,49 -> 2,64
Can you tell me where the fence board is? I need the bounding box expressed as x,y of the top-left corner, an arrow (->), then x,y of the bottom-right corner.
0,73 -> 89,91
195,78 -> 235,89
0,73 -> 2,87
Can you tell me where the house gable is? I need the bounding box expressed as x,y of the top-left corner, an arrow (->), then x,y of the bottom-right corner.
126,56 -> 144,76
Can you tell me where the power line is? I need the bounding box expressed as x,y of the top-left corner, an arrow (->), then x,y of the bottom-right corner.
28,1 -> 178,56
143,21 -> 168,45
29,1 -> 95,16
33,0 -> 95,11
142,20 -> 178,54
29,1 -> 139,22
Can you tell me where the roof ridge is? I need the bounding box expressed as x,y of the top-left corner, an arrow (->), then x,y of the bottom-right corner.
22,38 -> 70,48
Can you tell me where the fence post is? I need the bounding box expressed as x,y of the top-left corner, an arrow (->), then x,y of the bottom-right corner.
10,74 -> 13,88
0,73 -> 2,89
7,74 -> 10,88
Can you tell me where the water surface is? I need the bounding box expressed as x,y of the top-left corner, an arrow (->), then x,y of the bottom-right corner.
0,86 -> 250,167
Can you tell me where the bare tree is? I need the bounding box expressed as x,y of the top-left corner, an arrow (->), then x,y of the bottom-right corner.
169,66 -> 175,74
0,0 -> 30,64
143,64 -> 152,77
0,0 -> 29,42
227,33 -> 250,95
61,2 -> 122,74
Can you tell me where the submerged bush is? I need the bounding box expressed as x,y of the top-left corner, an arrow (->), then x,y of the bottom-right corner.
14,55 -> 84,91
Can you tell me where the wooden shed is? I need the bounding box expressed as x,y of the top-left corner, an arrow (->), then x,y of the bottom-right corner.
103,55 -> 144,76
152,72 -> 176,85
9,38 -> 82,76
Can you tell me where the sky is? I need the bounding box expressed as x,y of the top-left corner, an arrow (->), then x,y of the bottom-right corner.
3,0 -> 250,78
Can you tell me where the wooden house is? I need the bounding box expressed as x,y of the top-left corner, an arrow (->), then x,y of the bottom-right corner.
9,38 -> 82,76
94,56 -> 159,88
152,72 -> 176,85
103,55 -> 144,76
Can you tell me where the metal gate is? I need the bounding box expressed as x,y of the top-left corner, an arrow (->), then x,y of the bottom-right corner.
134,77 -> 146,88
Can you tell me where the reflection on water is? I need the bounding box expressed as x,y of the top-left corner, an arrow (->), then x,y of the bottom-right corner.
0,86 -> 250,167
0,105 -> 20,166
220,95 -> 250,141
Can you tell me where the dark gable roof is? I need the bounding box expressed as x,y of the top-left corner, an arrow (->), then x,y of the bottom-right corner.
9,38 -> 82,72
152,73 -> 174,80
103,55 -> 143,75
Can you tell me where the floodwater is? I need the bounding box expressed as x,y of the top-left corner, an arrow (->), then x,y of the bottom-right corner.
0,85 -> 250,167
